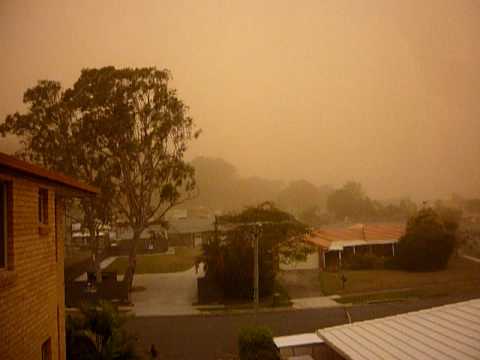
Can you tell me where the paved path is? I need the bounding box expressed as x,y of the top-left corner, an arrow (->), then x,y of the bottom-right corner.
291,296 -> 340,309
132,266 -> 204,316
462,254 -> 480,263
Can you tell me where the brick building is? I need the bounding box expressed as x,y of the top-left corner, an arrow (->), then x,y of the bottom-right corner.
0,153 -> 97,360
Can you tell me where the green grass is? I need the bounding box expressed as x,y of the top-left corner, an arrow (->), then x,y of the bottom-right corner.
105,246 -> 200,274
335,288 -> 450,305
196,281 -> 292,310
319,257 -> 480,298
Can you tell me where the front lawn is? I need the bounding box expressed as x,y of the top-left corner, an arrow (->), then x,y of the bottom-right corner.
320,257 -> 480,297
105,246 -> 200,274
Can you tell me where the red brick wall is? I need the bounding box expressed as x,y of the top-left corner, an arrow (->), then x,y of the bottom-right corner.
0,176 -> 66,360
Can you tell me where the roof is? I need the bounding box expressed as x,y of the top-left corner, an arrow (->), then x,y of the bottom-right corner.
317,299 -> 480,360
167,216 -> 215,234
308,223 -> 405,251
274,333 -> 324,349
0,152 -> 98,195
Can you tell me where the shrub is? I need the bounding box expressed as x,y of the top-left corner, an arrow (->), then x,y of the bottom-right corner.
397,208 -> 455,271
66,301 -> 139,360
344,253 -> 384,270
238,326 -> 280,360
384,256 -> 400,270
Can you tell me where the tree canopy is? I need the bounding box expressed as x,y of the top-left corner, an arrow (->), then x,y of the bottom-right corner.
397,207 -> 456,271
68,67 -> 199,286
1,66 -> 199,288
276,180 -> 331,215
0,79 -> 116,281
200,202 -> 311,299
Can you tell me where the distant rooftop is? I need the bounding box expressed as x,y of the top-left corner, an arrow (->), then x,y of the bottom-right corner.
308,223 -> 405,250
318,299 -> 480,360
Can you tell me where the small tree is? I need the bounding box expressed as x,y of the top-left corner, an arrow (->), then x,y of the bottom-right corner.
66,301 -> 139,360
397,208 -> 455,271
238,326 -> 280,360
200,202 -> 310,299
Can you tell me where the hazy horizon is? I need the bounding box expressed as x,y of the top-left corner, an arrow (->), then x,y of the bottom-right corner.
1,0 -> 479,201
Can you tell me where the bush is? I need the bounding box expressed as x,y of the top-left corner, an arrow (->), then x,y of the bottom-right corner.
384,256 -> 400,270
344,253 -> 384,270
238,326 -> 280,360
397,208 -> 455,271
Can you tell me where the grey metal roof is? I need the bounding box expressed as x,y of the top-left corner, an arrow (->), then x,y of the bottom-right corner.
167,216 -> 215,234
317,299 -> 480,360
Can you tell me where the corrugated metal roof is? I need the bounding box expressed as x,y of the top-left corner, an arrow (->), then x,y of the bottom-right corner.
274,333 -> 324,348
308,223 -> 405,250
317,299 -> 480,360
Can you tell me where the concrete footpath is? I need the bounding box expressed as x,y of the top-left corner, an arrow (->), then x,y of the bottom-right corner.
131,266 -> 204,316
291,296 -> 340,309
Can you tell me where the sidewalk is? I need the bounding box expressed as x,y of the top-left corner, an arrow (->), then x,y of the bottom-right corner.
291,296 -> 340,309
461,254 -> 480,264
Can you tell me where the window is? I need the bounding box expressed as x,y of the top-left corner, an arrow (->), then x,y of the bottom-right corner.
39,188 -> 48,225
41,338 -> 51,360
0,182 -> 7,269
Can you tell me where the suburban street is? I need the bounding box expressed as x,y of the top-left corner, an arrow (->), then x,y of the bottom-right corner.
126,293 -> 480,360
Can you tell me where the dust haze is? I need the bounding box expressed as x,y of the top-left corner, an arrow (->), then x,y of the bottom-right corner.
1,0 -> 479,201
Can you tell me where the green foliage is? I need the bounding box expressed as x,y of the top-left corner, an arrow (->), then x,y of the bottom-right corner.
66,301 -> 139,360
238,326 -> 280,360
434,201 -> 462,234
384,256 -> 400,270
276,180 -> 331,215
344,254 -> 386,270
398,208 -> 456,271
0,79 -> 116,272
327,181 -> 379,220
298,206 -> 333,227
327,181 -> 417,221
465,198 -> 480,213
200,203 -> 310,299
1,67 -> 199,285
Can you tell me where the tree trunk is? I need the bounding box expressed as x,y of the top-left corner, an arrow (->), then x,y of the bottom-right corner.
87,224 -> 102,284
123,229 -> 142,292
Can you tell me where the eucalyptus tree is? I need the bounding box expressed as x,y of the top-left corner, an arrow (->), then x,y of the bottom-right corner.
69,67 -> 199,288
0,80 -> 115,283
1,67 -> 198,290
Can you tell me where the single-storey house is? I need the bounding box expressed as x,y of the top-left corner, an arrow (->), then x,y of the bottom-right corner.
0,152 -> 97,360
166,215 -> 215,247
307,223 -> 405,271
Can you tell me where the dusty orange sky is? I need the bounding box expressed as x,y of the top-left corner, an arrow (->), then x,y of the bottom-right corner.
1,0 -> 479,200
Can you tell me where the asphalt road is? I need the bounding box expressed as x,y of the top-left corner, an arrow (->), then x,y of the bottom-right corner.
126,294 -> 480,360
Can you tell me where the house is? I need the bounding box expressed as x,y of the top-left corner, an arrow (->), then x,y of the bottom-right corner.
166,215 -> 215,247
275,299 -> 480,359
307,223 -> 405,271
0,153 -> 97,360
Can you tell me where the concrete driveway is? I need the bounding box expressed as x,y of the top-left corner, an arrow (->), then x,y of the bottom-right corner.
131,266 -> 204,316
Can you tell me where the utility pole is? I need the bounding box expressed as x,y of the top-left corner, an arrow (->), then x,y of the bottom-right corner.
253,227 -> 259,309
253,222 -> 262,316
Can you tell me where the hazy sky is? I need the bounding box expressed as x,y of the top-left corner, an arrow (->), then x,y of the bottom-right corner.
1,0 -> 479,200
